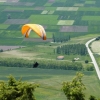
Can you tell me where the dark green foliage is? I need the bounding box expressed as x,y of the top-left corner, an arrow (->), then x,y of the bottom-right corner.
95,36 -> 100,40
0,58 -> 33,68
62,72 -> 86,100
7,25 -> 21,30
89,95 -> 97,100
55,44 -> 87,55
52,2 -> 65,7
52,33 -> 70,42
52,33 -> 55,42
0,75 -> 38,100
20,10 -> 42,18
20,0 -> 47,6
19,0 -> 34,2
0,49 -> 3,52
86,66 -> 94,71
0,38 -> 22,45
0,58 -> 83,71
86,65 -> 94,71
85,60 -> 89,63
0,12 -> 8,23
89,21 -> 100,26
88,26 -> 100,32
73,20 -> 88,26
95,38 -> 100,40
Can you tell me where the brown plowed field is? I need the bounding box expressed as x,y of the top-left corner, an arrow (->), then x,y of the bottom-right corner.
0,46 -> 25,51
23,38 -> 53,42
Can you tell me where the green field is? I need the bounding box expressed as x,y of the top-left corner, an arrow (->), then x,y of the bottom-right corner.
82,16 -> 100,21
0,24 -> 9,29
78,7 -> 100,11
85,1 -> 96,4
0,34 -> 96,62
56,7 -> 79,11
0,67 -> 100,100
45,7 -> 57,10
44,3 -> 53,6
57,20 -> 74,25
4,7 -> 34,10
29,15 -> 58,25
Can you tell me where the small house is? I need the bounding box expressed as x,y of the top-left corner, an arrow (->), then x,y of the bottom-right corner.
74,58 -> 79,61
57,56 -> 64,60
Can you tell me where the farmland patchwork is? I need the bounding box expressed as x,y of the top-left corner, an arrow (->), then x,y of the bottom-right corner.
0,0 -> 100,44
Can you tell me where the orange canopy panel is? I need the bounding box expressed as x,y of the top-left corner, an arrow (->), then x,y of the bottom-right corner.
21,24 -> 46,40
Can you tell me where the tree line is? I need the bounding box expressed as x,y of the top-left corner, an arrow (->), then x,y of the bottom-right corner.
0,58 -> 94,71
55,44 -> 88,55
52,33 -> 70,42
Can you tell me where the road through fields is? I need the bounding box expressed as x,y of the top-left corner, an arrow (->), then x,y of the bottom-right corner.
85,38 -> 100,80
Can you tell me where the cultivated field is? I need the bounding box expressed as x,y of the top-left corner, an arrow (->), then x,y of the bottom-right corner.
60,26 -> 88,32
56,7 -> 79,11
0,0 -> 100,39
57,20 -> 74,25
0,45 -> 24,51
91,41 -> 100,53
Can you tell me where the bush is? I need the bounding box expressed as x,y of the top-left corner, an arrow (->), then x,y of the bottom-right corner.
85,60 -> 89,63
0,75 -> 39,100
89,95 -> 97,100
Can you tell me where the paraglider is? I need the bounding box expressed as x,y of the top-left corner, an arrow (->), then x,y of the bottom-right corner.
21,24 -> 46,40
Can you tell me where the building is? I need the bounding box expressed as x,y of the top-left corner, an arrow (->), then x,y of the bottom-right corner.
57,56 -> 64,60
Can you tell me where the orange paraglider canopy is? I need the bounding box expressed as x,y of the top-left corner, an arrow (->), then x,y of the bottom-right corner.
21,24 -> 46,40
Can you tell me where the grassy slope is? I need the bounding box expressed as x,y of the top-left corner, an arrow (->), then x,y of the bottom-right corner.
1,34 -> 99,60
0,67 -> 100,100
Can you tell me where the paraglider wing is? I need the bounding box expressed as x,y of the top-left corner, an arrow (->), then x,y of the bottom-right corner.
21,24 -> 46,40
38,24 -> 46,40
25,28 -> 32,38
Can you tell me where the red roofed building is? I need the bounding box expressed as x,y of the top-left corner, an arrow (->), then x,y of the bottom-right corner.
57,56 -> 64,60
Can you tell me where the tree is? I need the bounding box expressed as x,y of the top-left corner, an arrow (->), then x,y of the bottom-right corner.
0,49 -> 3,52
0,75 -> 39,100
89,95 -> 97,100
56,44 -> 87,55
52,33 -> 55,42
86,65 -> 94,71
7,14 -> 11,19
85,60 -> 89,64
56,46 -> 61,54
62,72 -> 86,100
